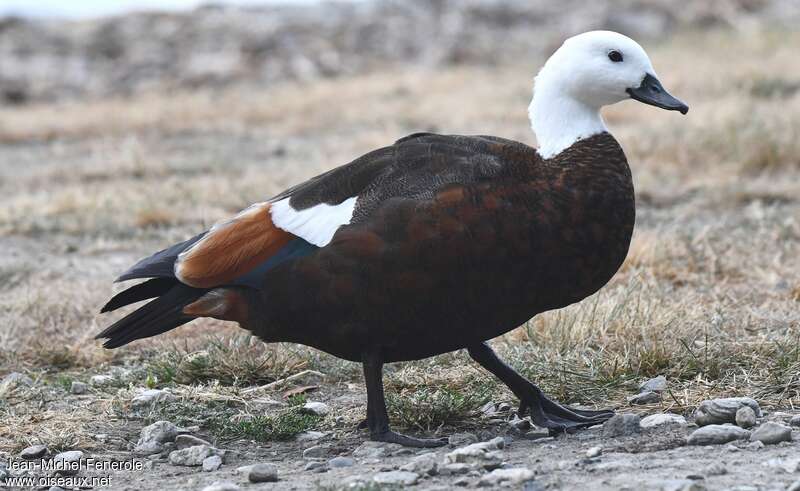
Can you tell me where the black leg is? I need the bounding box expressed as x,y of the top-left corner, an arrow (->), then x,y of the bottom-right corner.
362,350 -> 448,447
468,342 -> 613,434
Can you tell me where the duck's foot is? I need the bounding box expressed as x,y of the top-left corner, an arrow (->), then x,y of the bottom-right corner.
518,389 -> 614,434
371,430 -> 449,448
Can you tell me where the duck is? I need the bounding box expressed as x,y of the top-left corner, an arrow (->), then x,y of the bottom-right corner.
97,30 -> 687,447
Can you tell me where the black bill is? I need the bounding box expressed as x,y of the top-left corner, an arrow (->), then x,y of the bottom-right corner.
626,73 -> 689,114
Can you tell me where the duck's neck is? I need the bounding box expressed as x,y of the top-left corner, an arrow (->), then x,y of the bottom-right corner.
529,85 -> 607,159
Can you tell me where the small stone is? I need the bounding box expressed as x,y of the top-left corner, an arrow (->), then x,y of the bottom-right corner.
20,444 -> 47,459
705,462 -> 727,476
449,432 -> 479,447
602,413 -> 641,437
787,480 -> 800,491
0,372 -> 33,395
725,444 -> 740,452
627,391 -> 661,405
735,406 -> 757,428
53,450 -> 83,475
641,413 -> 688,429
585,446 -> 602,458
373,470 -> 419,486
201,482 -> 240,491
440,463 -> 473,475
639,375 -> 668,392
479,467 -> 535,487
400,452 -> 438,476
168,445 -> 224,466
248,463 -> 278,483
304,461 -> 327,472
296,431 -> 329,442
790,415 -> 800,427
694,398 -> 761,426
445,437 -> 505,465
90,374 -> 114,386
134,421 -> 179,456
747,440 -> 765,450
203,455 -> 222,472
303,445 -> 327,459
508,414 -> 532,431
70,381 -> 88,395
328,456 -> 355,468
687,424 -> 750,445
750,422 -> 792,445
131,389 -> 176,408
301,401 -> 330,416
175,434 -> 211,449
523,430 -> 551,440
352,441 -> 401,459
341,475 -> 368,487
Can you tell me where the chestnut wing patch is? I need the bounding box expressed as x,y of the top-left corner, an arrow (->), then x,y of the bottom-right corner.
175,202 -> 293,288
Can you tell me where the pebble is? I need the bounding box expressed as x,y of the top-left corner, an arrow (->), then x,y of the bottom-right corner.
448,432 -> 479,447
304,461 -> 327,473
440,463 -> 473,475
641,413 -> 688,429
705,462 -> 727,476
303,445 -> 327,459
175,434 -> 211,449
352,441 -> 401,459
70,381 -> 88,395
134,421 -> 179,456
735,406 -> 757,428
372,470 -> 419,486
20,444 -> 48,459
328,456 -> 355,468
788,480 -> 800,491
508,414 -> 532,431
694,398 -> 761,426
301,401 -> 330,416
687,424 -> 750,445
201,482 -> 240,491
168,445 -> 224,466
790,415 -> 800,427
53,450 -> 83,475
203,455 -> 223,472
749,422 -> 792,444
89,374 -> 114,386
131,389 -> 176,408
627,391 -> 661,405
639,375 -> 668,392
400,452 -> 439,476
296,431 -> 329,442
585,446 -> 602,458
747,440 -> 765,450
478,467 -> 535,487
444,437 -> 505,465
602,413 -> 641,437
248,463 -> 278,483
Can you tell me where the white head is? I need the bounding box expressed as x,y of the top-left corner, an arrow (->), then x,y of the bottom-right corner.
529,30 -> 687,158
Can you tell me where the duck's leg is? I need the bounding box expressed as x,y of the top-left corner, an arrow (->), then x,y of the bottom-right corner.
468,342 -> 613,434
362,350 -> 448,447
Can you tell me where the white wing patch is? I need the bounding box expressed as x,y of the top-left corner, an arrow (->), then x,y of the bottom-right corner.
270,196 -> 357,247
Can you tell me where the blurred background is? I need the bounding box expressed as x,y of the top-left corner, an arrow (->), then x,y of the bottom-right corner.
1,0 -> 800,470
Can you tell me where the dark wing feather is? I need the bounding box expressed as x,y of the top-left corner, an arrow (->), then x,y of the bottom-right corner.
116,233 -> 206,282
101,277 -> 177,313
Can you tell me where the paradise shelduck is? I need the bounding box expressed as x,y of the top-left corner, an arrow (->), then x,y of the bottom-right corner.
97,31 -> 688,447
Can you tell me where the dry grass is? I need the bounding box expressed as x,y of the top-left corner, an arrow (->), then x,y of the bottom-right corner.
1,27 -> 800,451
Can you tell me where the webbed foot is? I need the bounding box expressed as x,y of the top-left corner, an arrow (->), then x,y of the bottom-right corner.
518,387 -> 613,434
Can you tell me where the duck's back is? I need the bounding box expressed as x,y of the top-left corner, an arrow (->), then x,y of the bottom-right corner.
249,132 -> 634,362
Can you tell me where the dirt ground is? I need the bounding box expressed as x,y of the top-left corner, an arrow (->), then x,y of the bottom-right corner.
2,28 -> 800,490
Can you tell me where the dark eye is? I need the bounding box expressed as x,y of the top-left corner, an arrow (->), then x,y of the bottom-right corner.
608,50 -> 623,62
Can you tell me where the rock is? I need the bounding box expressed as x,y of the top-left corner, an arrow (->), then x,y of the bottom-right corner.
585,446 -> 602,458
627,391 -> 661,405
168,445 -> 224,466
400,452 -> 438,476
303,445 -> 327,459
440,463 -> 473,475
175,434 -> 211,449
341,475 -> 369,487
90,374 -> 114,386
788,480 -> 800,491
694,398 -> 761,426
134,421 -> 179,456
70,381 -> 88,395
304,461 -> 327,473
248,463 -> 278,483
750,422 -> 792,444
131,389 -> 176,408
641,413 -> 688,429
0,372 -> 33,395
790,415 -> 800,427
639,375 -> 668,392
444,437 -> 505,465
735,406 -> 757,428
687,424 -> 750,445
449,432 -> 479,447
203,455 -> 223,472
602,414 -> 641,437
301,401 -> 330,416
201,482 -> 240,491
20,444 -> 47,459
373,470 -> 419,486
705,462 -> 727,476
352,441 -> 401,459
296,431 -> 329,442
508,414 -> 531,431
328,456 -> 355,468
747,440 -> 765,450
479,467 -> 535,487
52,450 -> 83,475
653,479 -> 706,491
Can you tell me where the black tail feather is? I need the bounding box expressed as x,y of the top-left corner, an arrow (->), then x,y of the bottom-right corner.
96,284 -> 207,349
100,278 -> 177,313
